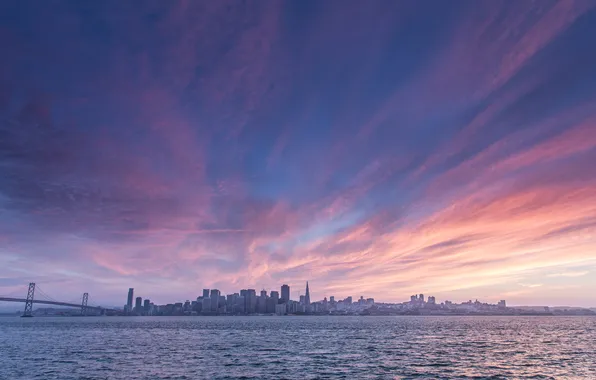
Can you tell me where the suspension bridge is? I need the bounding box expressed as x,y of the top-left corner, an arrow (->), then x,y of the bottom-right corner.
0,283 -> 118,317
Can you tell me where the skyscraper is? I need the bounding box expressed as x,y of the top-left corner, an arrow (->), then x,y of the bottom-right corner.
135,296 -> 142,314
281,284 -> 290,303
270,291 -> 279,303
202,289 -> 209,299
246,289 -> 256,313
210,289 -> 220,312
268,291 -> 279,314
305,281 -> 311,306
127,288 -> 134,313
257,291 -> 267,314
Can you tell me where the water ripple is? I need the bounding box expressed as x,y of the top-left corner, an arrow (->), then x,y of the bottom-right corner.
0,316 -> 595,379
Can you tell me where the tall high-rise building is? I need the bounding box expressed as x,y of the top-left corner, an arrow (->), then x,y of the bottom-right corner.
281,284 -> 290,303
246,289 -> 256,313
270,291 -> 279,303
143,299 -> 150,315
210,289 -> 220,311
268,291 -> 279,314
202,289 -> 210,299
236,296 -> 245,313
305,281 -> 311,307
135,296 -> 142,313
226,294 -> 236,310
127,288 -> 134,313
419,294 -> 425,303
257,293 -> 267,314
202,297 -> 211,313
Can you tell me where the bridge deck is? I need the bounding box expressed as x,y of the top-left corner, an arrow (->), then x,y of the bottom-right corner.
0,297 -> 112,311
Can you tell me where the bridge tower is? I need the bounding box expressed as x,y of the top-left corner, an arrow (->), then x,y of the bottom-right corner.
81,293 -> 88,316
22,282 -> 36,317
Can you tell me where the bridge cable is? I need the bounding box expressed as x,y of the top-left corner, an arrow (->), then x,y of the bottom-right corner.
35,286 -> 61,303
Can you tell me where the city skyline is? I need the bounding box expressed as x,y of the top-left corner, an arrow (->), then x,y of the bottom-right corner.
1,2 -> 596,308
0,279 -> 594,314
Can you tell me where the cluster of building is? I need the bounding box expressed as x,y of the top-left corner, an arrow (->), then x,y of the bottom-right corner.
125,282 -> 304,316
124,282 -> 379,316
363,294 -> 509,315
121,285 -> 520,317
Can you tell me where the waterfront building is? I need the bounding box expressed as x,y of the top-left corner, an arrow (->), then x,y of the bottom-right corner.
235,295 -> 245,313
210,289 -> 220,312
202,289 -> 209,299
281,284 -> 290,303
305,282 -> 311,307
257,293 -> 267,314
127,288 -> 134,314
266,297 -> 276,313
246,289 -> 256,314
202,297 -> 211,313
143,299 -> 150,315
135,297 -> 142,314
275,303 -> 286,315
270,291 -> 279,303
226,294 -> 236,310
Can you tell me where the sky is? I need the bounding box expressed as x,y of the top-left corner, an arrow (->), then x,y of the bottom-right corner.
1,0 -> 595,308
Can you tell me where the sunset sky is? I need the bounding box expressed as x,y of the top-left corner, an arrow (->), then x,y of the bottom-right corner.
1,1 -> 595,307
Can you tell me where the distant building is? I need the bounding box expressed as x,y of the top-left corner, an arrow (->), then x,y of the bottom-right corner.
419,294 -> 425,303
235,296 -> 245,313
275,303 -> 286,315
257,293 -> 267,314
427,296 -> 436,305
498,300 -> 506,308
305,282 -> 311,307
246,289 -> 256,313
202,298 -> 211,313
270,291 -> 279,303
268,291 -> 280,314
143,299 -> 150,315
281,284 -> 290,303
210,289 -> 220,312
127,288 -> 134,313
135,297 -> 142,314
411,295 -> 418,303
226,294 -> 236,310
202,289 -> 210,299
